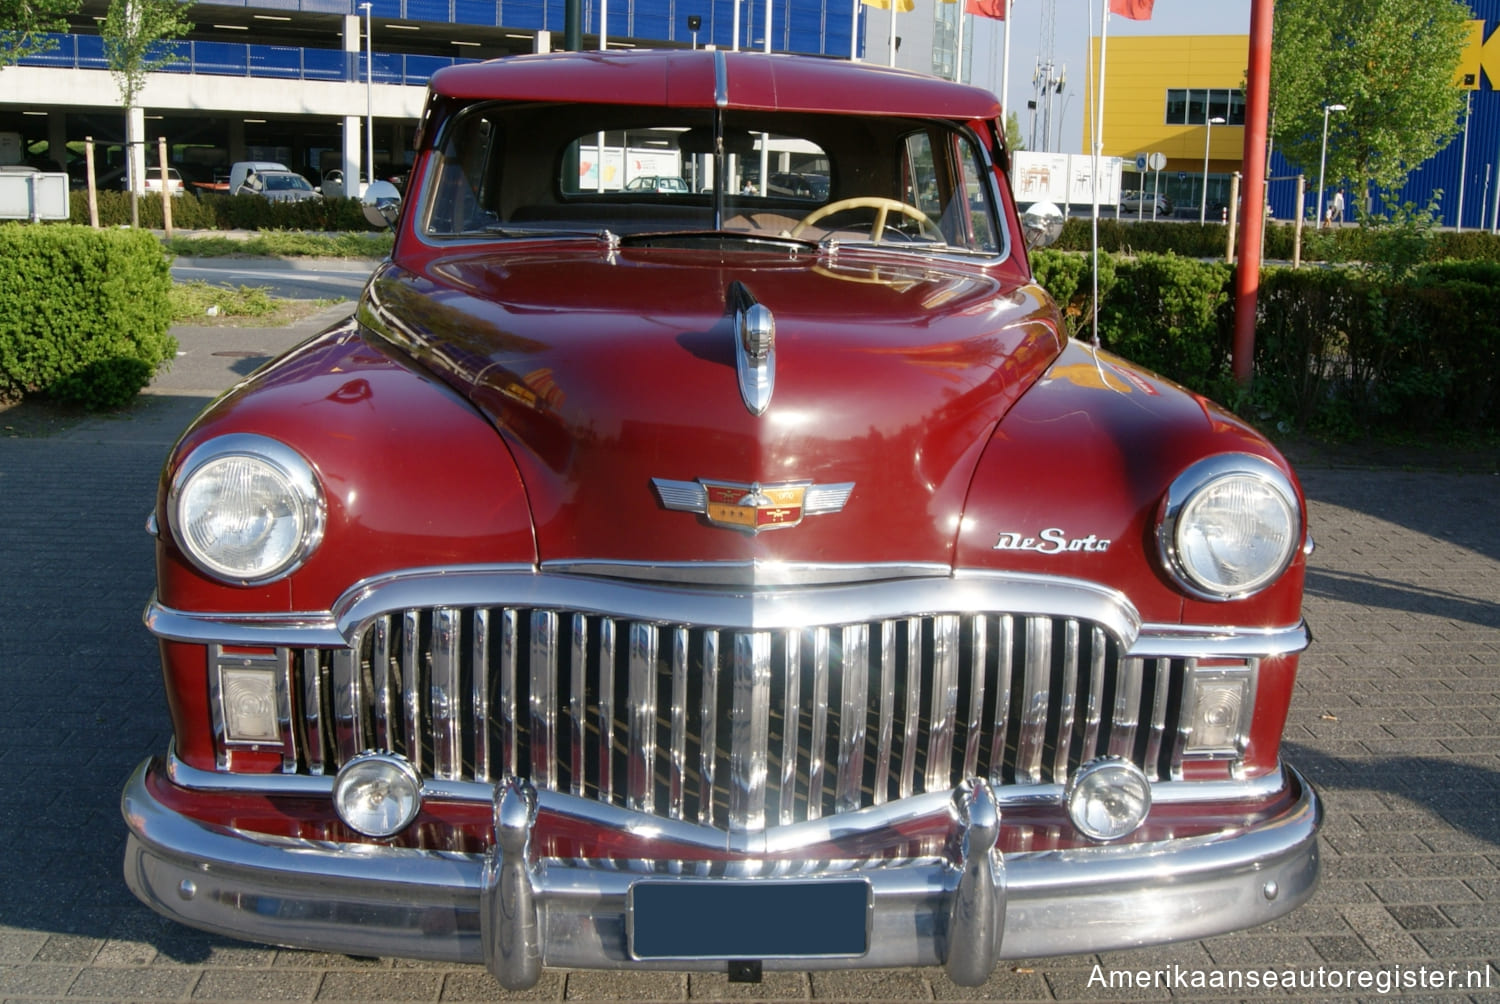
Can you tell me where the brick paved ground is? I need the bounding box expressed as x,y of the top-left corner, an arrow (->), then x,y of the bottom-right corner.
1,313 -> 1497,1002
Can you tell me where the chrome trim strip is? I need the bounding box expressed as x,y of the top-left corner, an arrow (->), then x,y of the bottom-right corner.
668,626 -> 689,820
988,615 -> 1013,783
372,615 -> 396,754
1110,656 -> 1143,760
1080,626 -> 1106,761
540,559 -> 952,587
873,621 -> 896,808
962,616 -> 987,781
899,617 -> 920,800
1144,658 -> 1170,781
163,750 -> 1291,812
500,609 -> 519,779
148,570 -> 1145,647
302,649 -> 325,775
1016,617 -> 1049,785
1052,619 -> 1080,781
332,647 -> 362,764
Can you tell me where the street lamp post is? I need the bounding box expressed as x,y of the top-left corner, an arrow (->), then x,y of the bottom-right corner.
361,2 -> 373,197
1316,102 -> 1347,227
1199,115 -> 1225,224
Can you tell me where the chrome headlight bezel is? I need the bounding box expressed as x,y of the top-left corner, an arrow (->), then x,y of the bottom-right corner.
1157,454 -> 1302,602
167,434 -> 326,586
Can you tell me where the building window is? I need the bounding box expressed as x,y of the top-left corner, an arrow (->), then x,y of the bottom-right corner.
1165,87 -> 1246,126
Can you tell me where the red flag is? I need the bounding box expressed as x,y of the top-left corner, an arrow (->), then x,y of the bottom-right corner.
965,0 -> 1007,19
1109,0 -> 1154,18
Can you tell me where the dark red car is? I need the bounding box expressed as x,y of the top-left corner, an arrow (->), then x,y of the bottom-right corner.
124,48 -> 1320,989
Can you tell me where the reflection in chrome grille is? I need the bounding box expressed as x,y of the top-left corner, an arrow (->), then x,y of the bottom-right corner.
283,609 -> 1186,830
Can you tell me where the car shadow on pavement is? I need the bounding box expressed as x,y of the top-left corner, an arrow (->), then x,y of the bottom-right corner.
1304,567 -> 1500,631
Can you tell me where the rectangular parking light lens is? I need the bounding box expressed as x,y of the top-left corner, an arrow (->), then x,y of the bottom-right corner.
1184,664 -> 1254,756
219,665 -> 281,742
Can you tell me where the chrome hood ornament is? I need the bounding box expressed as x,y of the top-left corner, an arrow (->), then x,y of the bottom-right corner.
729,281 -> 774,415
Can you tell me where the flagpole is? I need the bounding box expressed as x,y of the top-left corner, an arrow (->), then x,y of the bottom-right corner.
955,3 -> 966,82
1091,0 -> 1108,346
851,0 -> 859,59
999,0 -> 1012,110
889,3 -> 897,66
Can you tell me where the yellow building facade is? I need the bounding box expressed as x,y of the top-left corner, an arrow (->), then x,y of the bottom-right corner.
1085,33 -> 1250,214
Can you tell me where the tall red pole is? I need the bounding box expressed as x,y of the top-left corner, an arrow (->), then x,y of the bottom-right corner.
1233,0 -> 1275,385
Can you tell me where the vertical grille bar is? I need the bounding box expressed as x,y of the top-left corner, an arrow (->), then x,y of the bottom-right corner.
332,647 -> 363,763
1016,616 -> 1052,785
835,624 -> 869,814
302,649 -> 325,775
668,626 -> 689,820
699,630 -> 719,826
729,631 -> 772,831
472,610 -> 491,783
569,615 -> 589,798
598,618 -> 617,805
1051,619 -> 1081,782
806,627 -> 830,820
988,615 -> 1013,784
962,615 -> 988,780
1079,626 -> 1107,762
872,620 -> 897,806
899,617 -> 921,800
498,609 -> 518,778
371,615 -> 394,752
778,629 -> 801,826
431,608 -> 462,781
1143,658 -> 1171,781
925,614 -> 960,793
275,649 -> 298,773
401,610 -> 423,776
529,611 -> 559,789
626,623 -> 658,813
1109,656 -> 1143,760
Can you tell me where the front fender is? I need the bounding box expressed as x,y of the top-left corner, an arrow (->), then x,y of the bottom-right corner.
155,317 -> 537,615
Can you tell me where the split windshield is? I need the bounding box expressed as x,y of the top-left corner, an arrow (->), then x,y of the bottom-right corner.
422,101 -> 1003,255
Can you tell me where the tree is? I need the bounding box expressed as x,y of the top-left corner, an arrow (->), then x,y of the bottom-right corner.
1005,110 -> 1025,152
0,0 -> 82,68
1270,0 -> 1470,217
101,0 -> 193,223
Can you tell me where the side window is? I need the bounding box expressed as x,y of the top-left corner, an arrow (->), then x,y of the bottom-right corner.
900,128 -> 999,254
425,113 -> 499,236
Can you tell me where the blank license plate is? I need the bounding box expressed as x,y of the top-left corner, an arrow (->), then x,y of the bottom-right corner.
628,879 -> 870,960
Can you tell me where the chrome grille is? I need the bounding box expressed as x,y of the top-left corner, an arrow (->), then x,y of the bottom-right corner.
282,609 -> 1187,829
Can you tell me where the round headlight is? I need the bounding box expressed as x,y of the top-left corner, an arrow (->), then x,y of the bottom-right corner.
1158,454 -> 1301,601
333,753 -> 423,838
169,434 -> 325,585
1067,757 -> 1152,841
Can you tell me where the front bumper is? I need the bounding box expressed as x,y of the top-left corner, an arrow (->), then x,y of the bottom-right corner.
123,757 -> 1321,988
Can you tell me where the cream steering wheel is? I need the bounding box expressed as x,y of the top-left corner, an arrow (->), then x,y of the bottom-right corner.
790,196 -> 938,243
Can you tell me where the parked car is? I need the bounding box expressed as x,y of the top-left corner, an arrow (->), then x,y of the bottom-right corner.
238,167 -> 321,203
136,167 -> 185,196
767,171 -> 829,200
123,49 -> 1319,991
1119,189 -> 1171,217
226,160 -> 289,197
623,174 -> 690,193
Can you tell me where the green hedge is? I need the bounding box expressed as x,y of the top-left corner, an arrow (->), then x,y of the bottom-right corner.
69,189 -> 376,232
0,224 -> 176,409
1053,216 -> 1500,265
1033,250 -> 1500,437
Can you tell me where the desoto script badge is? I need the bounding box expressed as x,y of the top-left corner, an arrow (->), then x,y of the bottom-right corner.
653,478 -> 855,533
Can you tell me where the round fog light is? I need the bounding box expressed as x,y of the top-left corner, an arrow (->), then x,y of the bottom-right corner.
1067,758 -> 1152,842
333,753 -> 423,838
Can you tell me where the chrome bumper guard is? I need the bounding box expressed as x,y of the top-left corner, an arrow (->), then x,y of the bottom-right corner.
122,759 -> 1321,988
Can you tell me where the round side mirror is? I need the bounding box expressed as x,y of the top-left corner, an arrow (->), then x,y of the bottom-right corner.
1021,201 -> 1065,250
362,180 -> 402,230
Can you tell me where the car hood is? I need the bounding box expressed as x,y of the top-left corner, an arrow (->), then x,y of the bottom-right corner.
362,243 -> 1063,576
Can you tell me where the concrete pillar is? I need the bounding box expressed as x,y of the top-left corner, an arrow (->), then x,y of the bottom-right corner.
535,31 -> 552,53
228,118 -> 246,163
343,13 -> 363,188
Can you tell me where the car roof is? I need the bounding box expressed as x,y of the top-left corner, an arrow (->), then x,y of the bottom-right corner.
427,49 -> 1001,121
